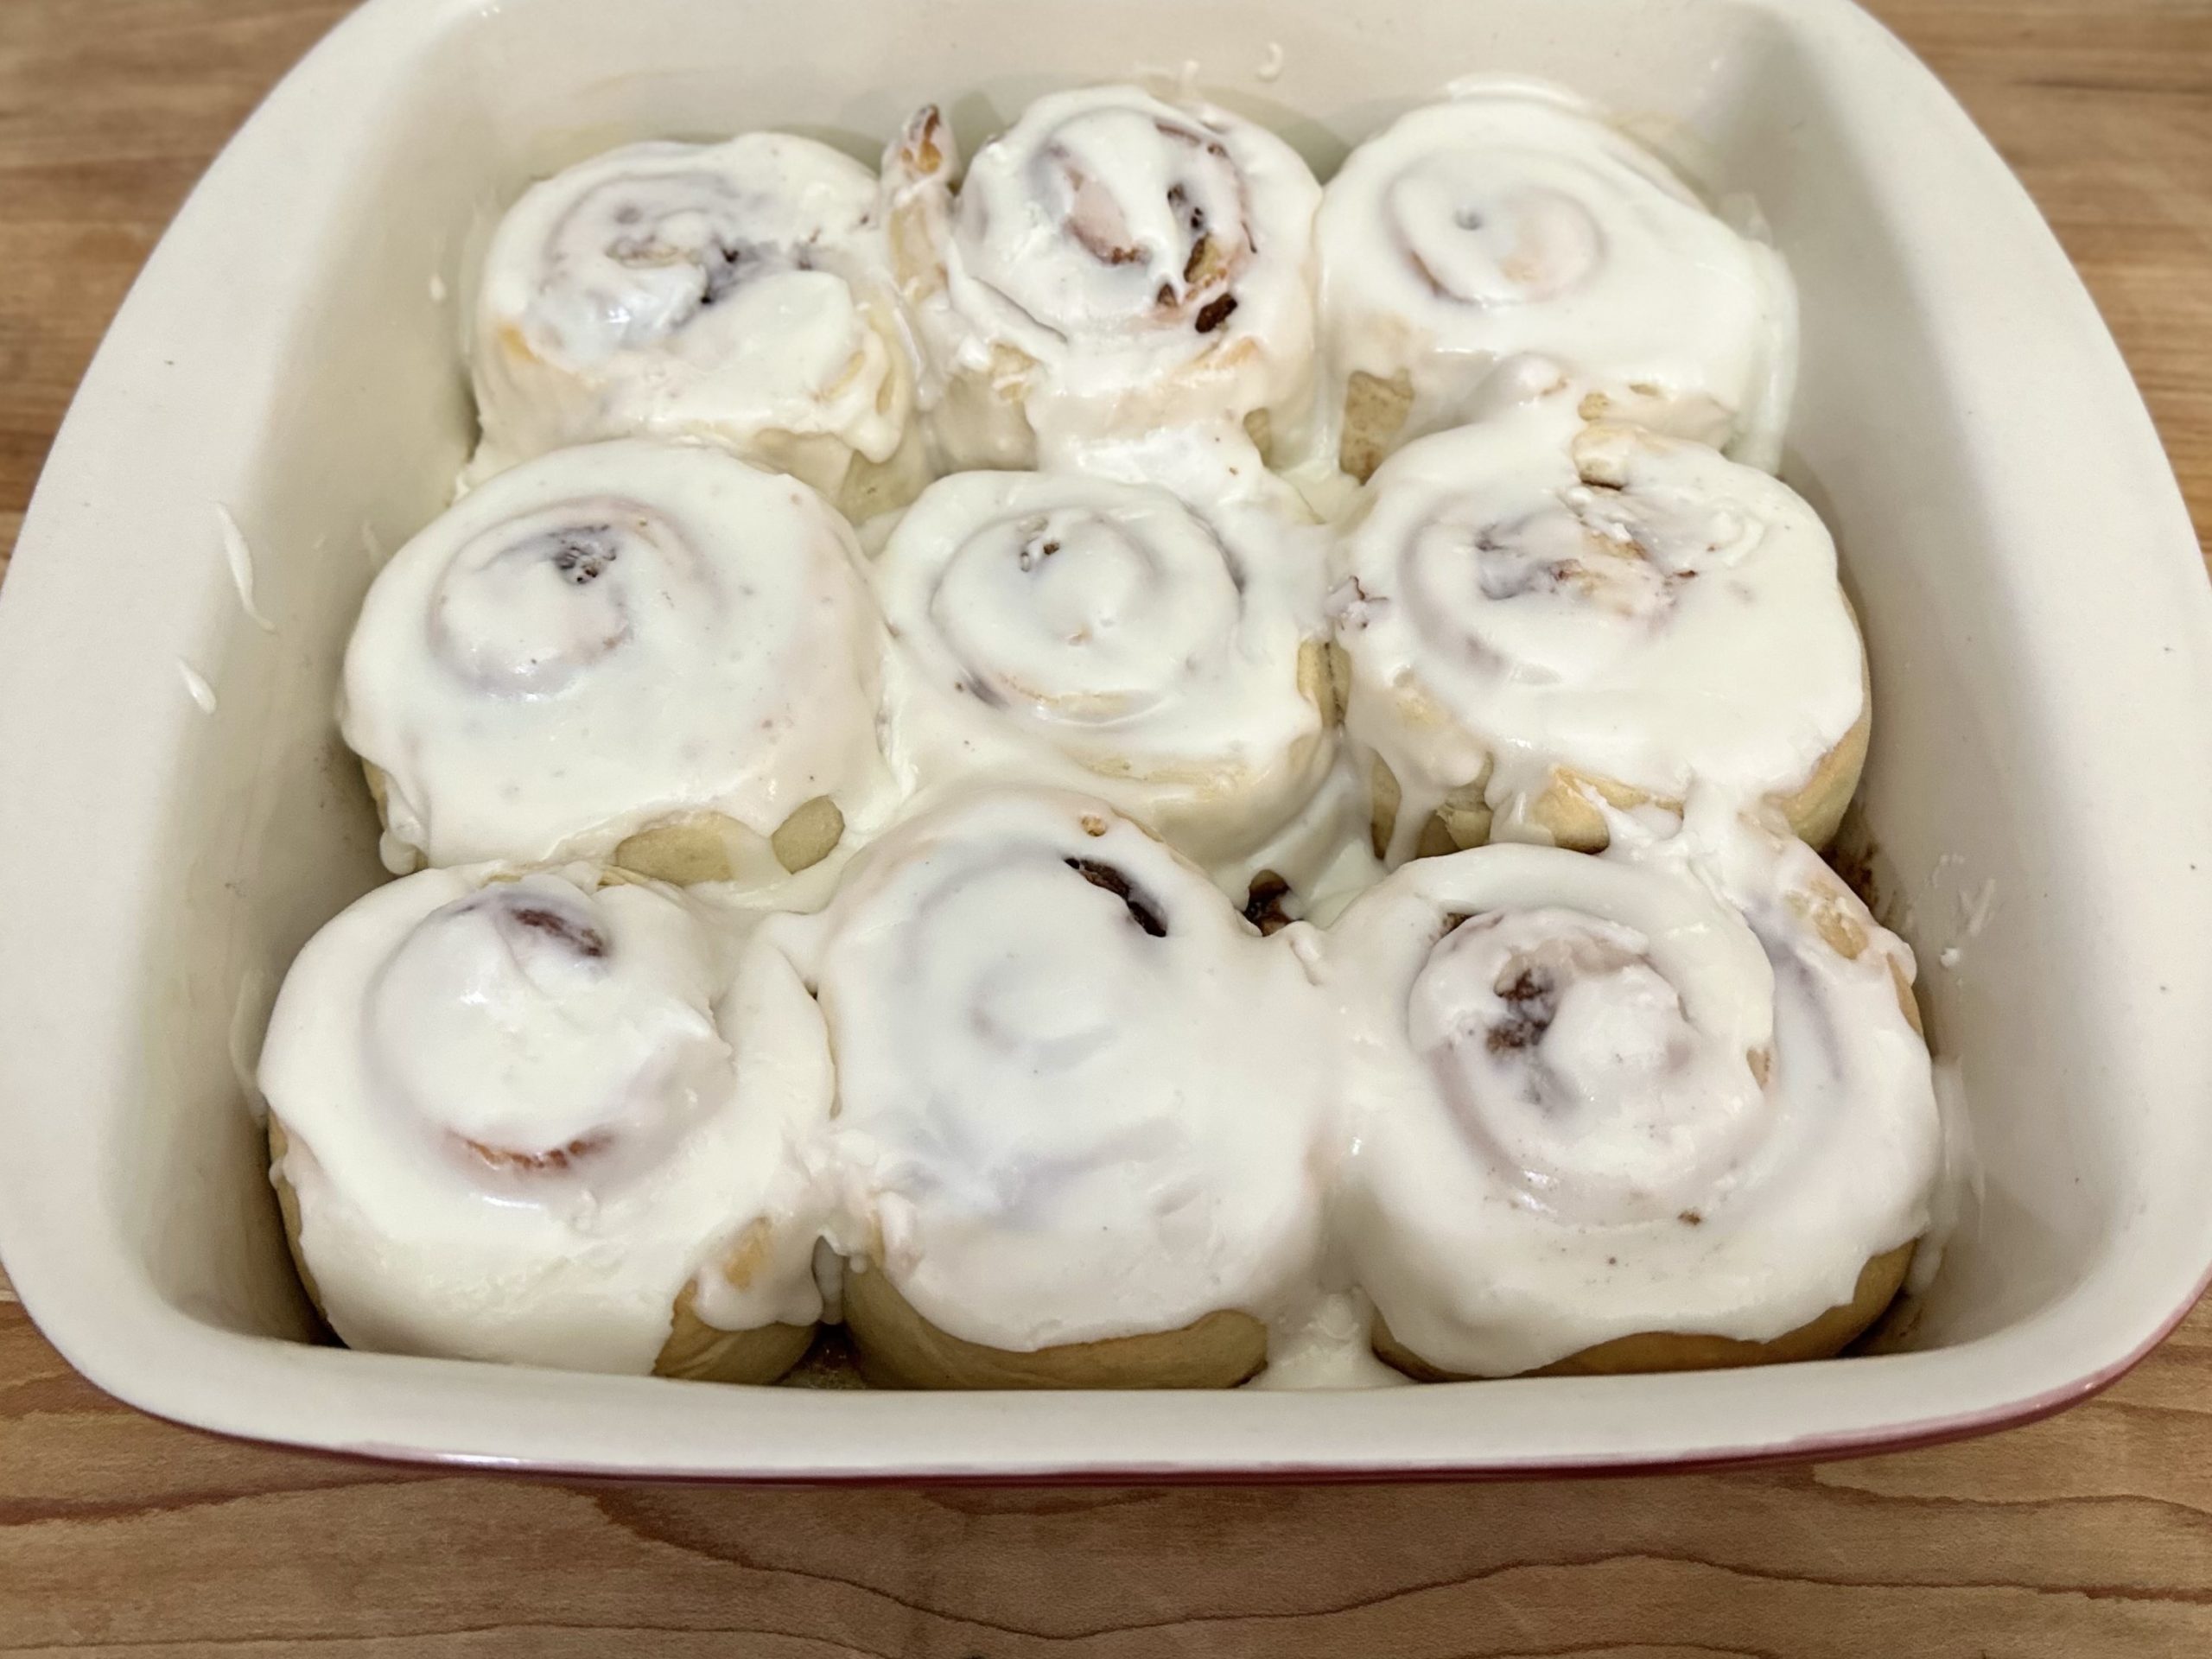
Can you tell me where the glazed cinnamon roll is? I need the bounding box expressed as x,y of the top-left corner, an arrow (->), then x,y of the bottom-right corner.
883,88 -> 1321,470
1331,402 -> 1866,862
257,865 -> 831,1380
778,789 -> 1333,1388
473,135 -> 925,521
1315,85 -> 1796,480
871,470 -> 1337,880
1327,821 -> 1940,1379
342,439 -> 894,882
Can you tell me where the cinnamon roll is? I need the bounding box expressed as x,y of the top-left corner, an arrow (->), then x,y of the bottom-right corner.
871,470 -> 1337,880
1314,85 -> 1796,480
1331,402 -> 1866,862
473,135 -> 925,521
257,865 -> 831,1380
342,439 -> 895,882
883,88 -> 1321,470
1327,820 -> 1940,1379
778,788 -> 1333,1388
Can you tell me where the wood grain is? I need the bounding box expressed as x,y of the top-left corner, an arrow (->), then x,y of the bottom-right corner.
1,1 -> 2209,1653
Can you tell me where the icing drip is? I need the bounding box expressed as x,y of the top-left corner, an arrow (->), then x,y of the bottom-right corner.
341,440 -> 895,874
872,471 -> 1334,877
1330,399 -> 1864,860
1311,84 -> 1796,475
473,134 -> 913,500
884,86 -> 1321,469
1327,822 -> 1941,1377
257,866 -> 832,1373
779,789 -> 1335,1352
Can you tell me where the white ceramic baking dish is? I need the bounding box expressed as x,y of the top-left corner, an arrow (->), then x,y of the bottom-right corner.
1,0 -> 2208,1480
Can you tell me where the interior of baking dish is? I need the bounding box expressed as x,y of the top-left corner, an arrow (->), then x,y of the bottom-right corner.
8,0 -> 2208,1474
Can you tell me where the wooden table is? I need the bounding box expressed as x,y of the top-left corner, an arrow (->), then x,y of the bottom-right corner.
3,1 -> 2209,1651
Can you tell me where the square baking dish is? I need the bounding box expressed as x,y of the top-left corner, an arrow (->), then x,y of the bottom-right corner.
2,0 -> 2209,1480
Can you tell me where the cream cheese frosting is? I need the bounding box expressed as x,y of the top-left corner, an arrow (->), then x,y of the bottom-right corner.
1330,397 -> 1865,861
341,439 -> 896,875
471,134 -> 917,506
1312,83 -> 1796,477
769,788 -> 1337,1353
869,469 -> 1336,880
274,78 -> 1950,1390
883,86 -> 1322,469
257,865 -> 833,1373
1325,810 -> 1940,1377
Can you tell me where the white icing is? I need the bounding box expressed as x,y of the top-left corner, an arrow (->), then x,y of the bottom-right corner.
283,79 -> 1941,1389
1912,1055 -> 1980,1298
176,661 -> 217,714
1213,745 -> 1378,918
472,135 -> 912,497
1311,85 -> 1796,474
885,86 -> 1321,469
1961,878 -> 1998,936
1243,1291 -> 1409,1389
871,470 -> 1334,879
1327,818 -> 1941,1376
257,866 -> 832,1373
341,439 -> 895,873
215,504 -> 274,632
778,788 -> 1335,1351
229,963 -> 275,1122
1331,400 -> 1863,861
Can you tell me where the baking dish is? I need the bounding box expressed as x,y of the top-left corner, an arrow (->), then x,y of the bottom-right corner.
0,0 -> 2208,1479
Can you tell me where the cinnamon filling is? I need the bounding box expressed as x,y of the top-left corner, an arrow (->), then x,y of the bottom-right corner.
1242,871 -> 1294,936
1487,966 -> 1559,1052
500,900 -> 610,959
549,527 -> 620,585
461,1131 -> 609,1174
1064,857 -> 1169,937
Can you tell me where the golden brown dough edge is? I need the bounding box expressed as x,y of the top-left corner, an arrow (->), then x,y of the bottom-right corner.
1338,368 -> 1417,483
1373,1241 -> 1917,1381
613,797 -> 845,884
842,1257 -> 1268,1389
266,1117 -> 812,1384
1362,669 -> 1870,861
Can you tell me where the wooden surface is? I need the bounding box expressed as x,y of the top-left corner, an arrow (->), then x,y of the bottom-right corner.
3,0 -> 2209,1651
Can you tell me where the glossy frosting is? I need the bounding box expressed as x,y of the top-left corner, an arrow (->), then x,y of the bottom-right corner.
257,866 -> 833,1372
341,439 -> 895,874
870,469 -> 1335,876
472,134 -> 912,498
885,86 -> 1322,467
772,789 -> 1336,1351
1313,84 -> 1796,473
280,81 -> 1949,1389
1325,811 -> 1941,1376
1331,398 -> 1864,860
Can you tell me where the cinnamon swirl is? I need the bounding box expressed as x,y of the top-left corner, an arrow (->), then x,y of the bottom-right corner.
774,788 -> 1335,1388
473,134 -> 926,521
1314,85 -> 1796,480
257,865 -> 831,1380
1331,401 -> 1866,861
1327,817 -> 1940,1379
883,88 -> 1321,469
342,439 -> 895,882
871,470 -> 1337,880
